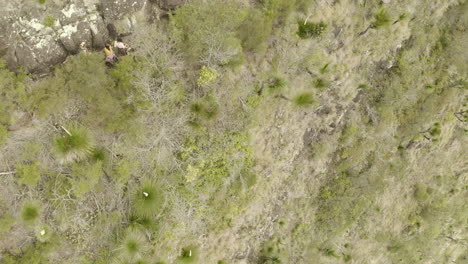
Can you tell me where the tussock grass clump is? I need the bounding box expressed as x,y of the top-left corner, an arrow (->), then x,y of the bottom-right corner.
35,224 -> 52,242
371,9 -> 391,29
314,78 -> 328,90
189,96 -> 219,120
267,76 -> 286,93
178,246 -> 198,263
132,180 -> 164,218
293,92 -> 315,107
53,125 -> 95,163
297,20 -> 327,39
117,229 -> 148,261
21,201 -> 41,223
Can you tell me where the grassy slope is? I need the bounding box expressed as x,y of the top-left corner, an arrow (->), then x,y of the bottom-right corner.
0,0 -> 466,263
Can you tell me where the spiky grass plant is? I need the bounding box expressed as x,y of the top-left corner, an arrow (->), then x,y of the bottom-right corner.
293,92 -> 315,107
371,9 -> 391,29
178,246 -> 198,263
35,223 -> 52,242
117,228 -> 148,261
21,201 -> 41,224
53,125 -> 94,163
133,180 -> 164,218
267,76 -> 286,94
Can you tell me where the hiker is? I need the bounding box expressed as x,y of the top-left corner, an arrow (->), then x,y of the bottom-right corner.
80,42 -> 88,54
114,38 -> 129,56
103,44 -> 117,66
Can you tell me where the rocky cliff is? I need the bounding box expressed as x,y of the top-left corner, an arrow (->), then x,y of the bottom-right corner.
0,0 -> 185,73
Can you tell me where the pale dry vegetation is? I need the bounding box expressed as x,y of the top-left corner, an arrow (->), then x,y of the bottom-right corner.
0,0 -> 466,263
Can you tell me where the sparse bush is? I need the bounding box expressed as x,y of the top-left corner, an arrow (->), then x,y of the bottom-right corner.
293,92 -> 315,107
38,0 -> 46,4
297,20 -> 327,39
171,0 -> 246,65
53,125 -> 94,163
42,15 -> 55,27
0,124 -> 7,146
21,201 -> 41,223
238,8 -> 273,52
16,162 -> 41,186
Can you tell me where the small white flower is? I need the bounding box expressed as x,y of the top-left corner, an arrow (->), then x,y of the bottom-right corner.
40,229 -> 46,236
143,192 -> 149,197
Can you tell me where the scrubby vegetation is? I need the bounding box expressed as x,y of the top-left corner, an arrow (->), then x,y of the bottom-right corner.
0,0 -> 466,263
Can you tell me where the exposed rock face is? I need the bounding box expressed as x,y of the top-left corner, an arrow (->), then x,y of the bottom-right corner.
0,0 -> 185,73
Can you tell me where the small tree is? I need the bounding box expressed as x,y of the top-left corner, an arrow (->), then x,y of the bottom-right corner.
132,180 -> 165,218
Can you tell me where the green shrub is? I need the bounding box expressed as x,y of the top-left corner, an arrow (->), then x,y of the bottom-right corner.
0,59 -> 26,127
38,0 -> 46,4
42,15 -> 55,27
70,162 -> 103,198
371,9 -> 391,29
0,124 -> 7,146
260,0 -> 296,24
16,162 -> 41,186
132,180 -> 164,218
237,8 -> 273,52
297,20 -> 327,39
197,66 -> 219,87
189,96 -> 219,120
21,201 -> 41,223
293,92 -> 315,107
171,0 -> 246,64
53,125 -> 94,163
0,213 -> 15,235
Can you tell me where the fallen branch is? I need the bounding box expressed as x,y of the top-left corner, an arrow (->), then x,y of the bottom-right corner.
0,171 -> 16,175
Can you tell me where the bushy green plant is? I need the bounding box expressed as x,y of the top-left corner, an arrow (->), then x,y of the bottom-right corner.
38,0 -> 46,4
0,213 -> 15,235
53,125 -> 94,163
21,201 -> 41,223
70,162 -> 103,198
197,66 -> 219,87
189,96 -> 219,121
132,180 -> 164,218
237,8 -> 273,52
42,15 -> 55,27
0,59 -> 26,127
16,162 -> 41,186
293,92 -> 315,107
297,20 -> 327,39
